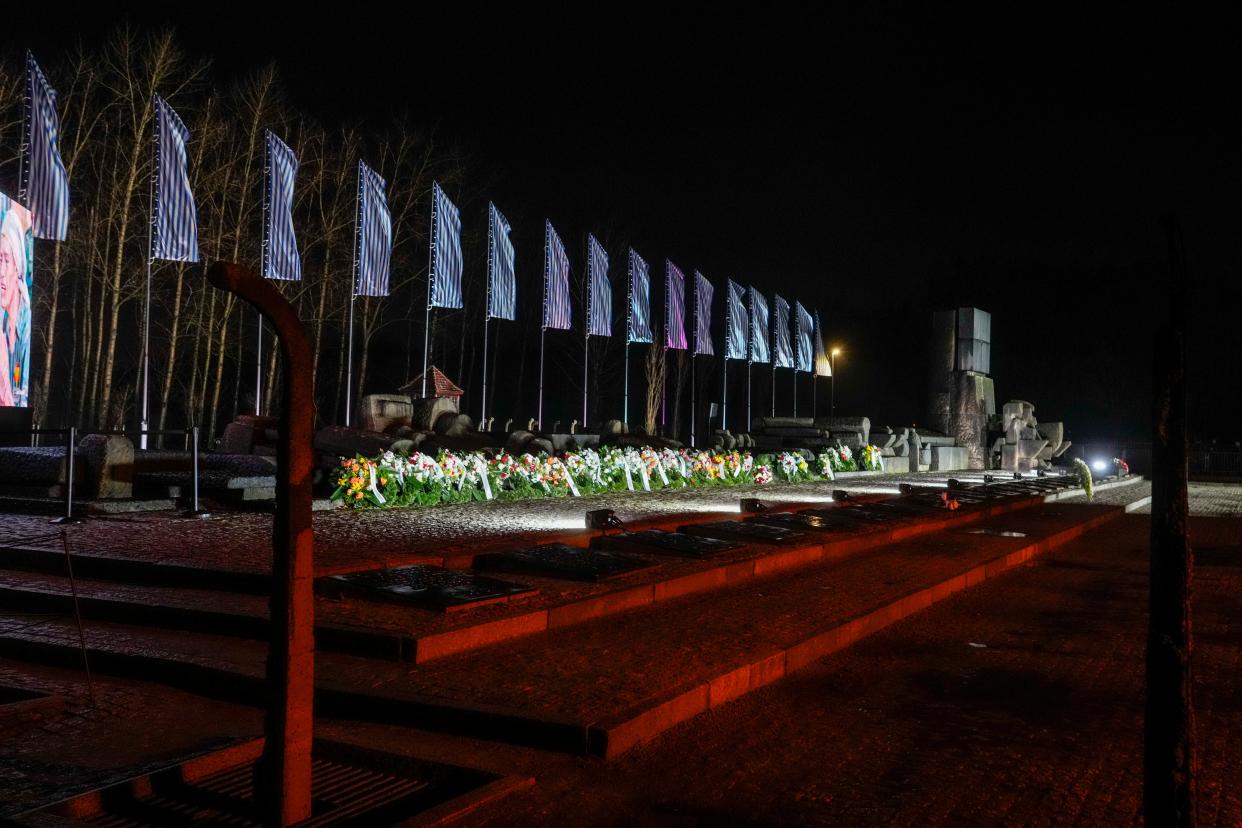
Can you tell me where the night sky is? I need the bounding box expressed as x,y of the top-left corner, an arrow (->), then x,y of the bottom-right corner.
15,6 -> 1242,442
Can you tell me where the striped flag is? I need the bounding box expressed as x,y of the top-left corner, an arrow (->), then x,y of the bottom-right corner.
20,52 -> 69,241
724,279 -> 748,360
772,295 -> 794,368
665,261 -> 687,350
151,96 -> 199,262
749,288 -> 770,364
627,249 -> 653,343
586,234 -> 611,336
814,310 -> 832,376
355,160 -> 391,297
694,271 -> 714,356
543,221 -> 571,330
486,202 -> 516,320
262,130 -> 300,281
429,181 -> 463,309
794,301 -> 814,372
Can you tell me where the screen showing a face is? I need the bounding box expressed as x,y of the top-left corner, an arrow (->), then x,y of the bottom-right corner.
0,193 -> 34,409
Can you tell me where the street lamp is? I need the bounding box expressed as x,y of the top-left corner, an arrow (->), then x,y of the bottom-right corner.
830,348 -> 841,418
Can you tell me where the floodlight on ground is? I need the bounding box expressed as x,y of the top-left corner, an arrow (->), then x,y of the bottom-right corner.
983,474 -> 995,483
1092,459 -> 1108,473
832,490 -> 851,501
586,508 -> 624,532
1013,472 -> 1022,479
739,498 -> 769,513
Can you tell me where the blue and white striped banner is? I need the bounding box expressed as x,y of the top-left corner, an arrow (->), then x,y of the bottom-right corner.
814,310 -> 832,376
794,301 -> 814,372
151,96 -> 199,262
665,261 -> 687,350
21,52 -> 69,241
694,271 -> 714,356
543,221 -> 571,330
355,160 -> 391,297
262,130 -> 300,281
429,181 -> 463,309
587,234 -> 611,337
724,279 -> 748,360
627,249 -> 653,344
772,295 -> 794,368
749,287 -> 770,364
486,202 -> 515,320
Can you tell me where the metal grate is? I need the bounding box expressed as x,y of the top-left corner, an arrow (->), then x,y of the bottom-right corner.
85,756 -> 432,827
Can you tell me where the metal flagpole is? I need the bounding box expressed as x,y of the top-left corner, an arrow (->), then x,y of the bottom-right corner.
344,164 -> 361,427
690,354 -> 697,447
140,114 -> 157,450
483,211 -> 493,424
583,327 -> 589,428
771,363 -> 776,417
257,138 -> 270,417
812,373 -> 817,419
482,318 -> 490,423
422,191 -> 437,399
623,343 -> 630,425
793,369 -> 797,418
721,356 -> 728,432
538,327 -> 546,430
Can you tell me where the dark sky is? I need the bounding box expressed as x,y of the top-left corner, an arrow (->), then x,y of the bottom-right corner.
16,6 -> 1242,442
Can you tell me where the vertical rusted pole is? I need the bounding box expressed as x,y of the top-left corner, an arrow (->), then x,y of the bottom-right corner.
1144,216 -> 1196,826
207,263 -> 314,826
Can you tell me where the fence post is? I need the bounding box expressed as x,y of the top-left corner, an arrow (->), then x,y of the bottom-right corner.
52,427 -> 79,524
192,426 -> 201,514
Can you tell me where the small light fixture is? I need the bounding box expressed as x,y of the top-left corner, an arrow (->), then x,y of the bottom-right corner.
1012,472 -> 1022,480
586,508 -> 623,532
832,490 -> 850,501
947,478 -> 963,490
899,483 -> 915,493
1036,468 -> 1047,477
740,497 -> 768,513
1091,459 -> 1108,473
982,474 -> 995,484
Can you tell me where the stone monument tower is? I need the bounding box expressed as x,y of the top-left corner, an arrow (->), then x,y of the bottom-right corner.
927,307 -> 996,469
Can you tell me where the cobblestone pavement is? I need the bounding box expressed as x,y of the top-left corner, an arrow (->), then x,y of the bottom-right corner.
0,470 -> 1002,575
1057,479 -> 1242,517
320,514 -> 1240,827
0,658 -> 260,818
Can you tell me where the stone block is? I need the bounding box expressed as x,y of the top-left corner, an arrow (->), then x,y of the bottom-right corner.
359,394 -> 414,434
880,455 -> 911,474
814,417 -> 870,444
409,396 -> 458,432
78,433 -> 134,499
931,445 -> 969,472
220,422 -> 255,454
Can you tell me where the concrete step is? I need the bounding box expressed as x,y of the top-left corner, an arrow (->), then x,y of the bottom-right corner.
0,571 -> 409,661
0,503 -> 1122,759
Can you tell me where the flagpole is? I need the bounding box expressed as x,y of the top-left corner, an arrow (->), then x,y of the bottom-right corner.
538,327 -> 546,430
583,326 -> 589,429
140,107 -> 158,451
482,317 -> 490,424
623,342 -> 630,425
771,364 -> 776,417
344,163 -> 361,427
257,136 -> 270,417
422,190 -> 437,399
690,354 -> 697,447
793,370 -> 798,418
721,356 -> 728,433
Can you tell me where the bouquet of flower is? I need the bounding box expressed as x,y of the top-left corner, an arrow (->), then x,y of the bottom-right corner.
860,444 -> 884,472
1113,457 -> 1130,476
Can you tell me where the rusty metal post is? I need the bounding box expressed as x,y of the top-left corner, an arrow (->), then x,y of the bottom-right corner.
207,262 -> 314,826
1145,217 -> 1196,827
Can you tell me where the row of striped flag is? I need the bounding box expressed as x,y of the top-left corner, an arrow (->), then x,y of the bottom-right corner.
18,52 -> 831,379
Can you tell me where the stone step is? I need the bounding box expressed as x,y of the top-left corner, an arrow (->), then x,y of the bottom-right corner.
0,571 -> 409,661
0,490 -> 1053,671
0,503 -> 1122,759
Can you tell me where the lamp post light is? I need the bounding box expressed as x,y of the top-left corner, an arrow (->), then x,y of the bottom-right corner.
830,348 -> 841,418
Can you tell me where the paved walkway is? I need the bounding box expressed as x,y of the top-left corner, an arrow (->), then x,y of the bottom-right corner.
334,513 -> 1235,826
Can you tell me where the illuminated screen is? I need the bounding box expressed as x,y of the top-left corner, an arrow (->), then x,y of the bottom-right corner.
0,193 -> 33,408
